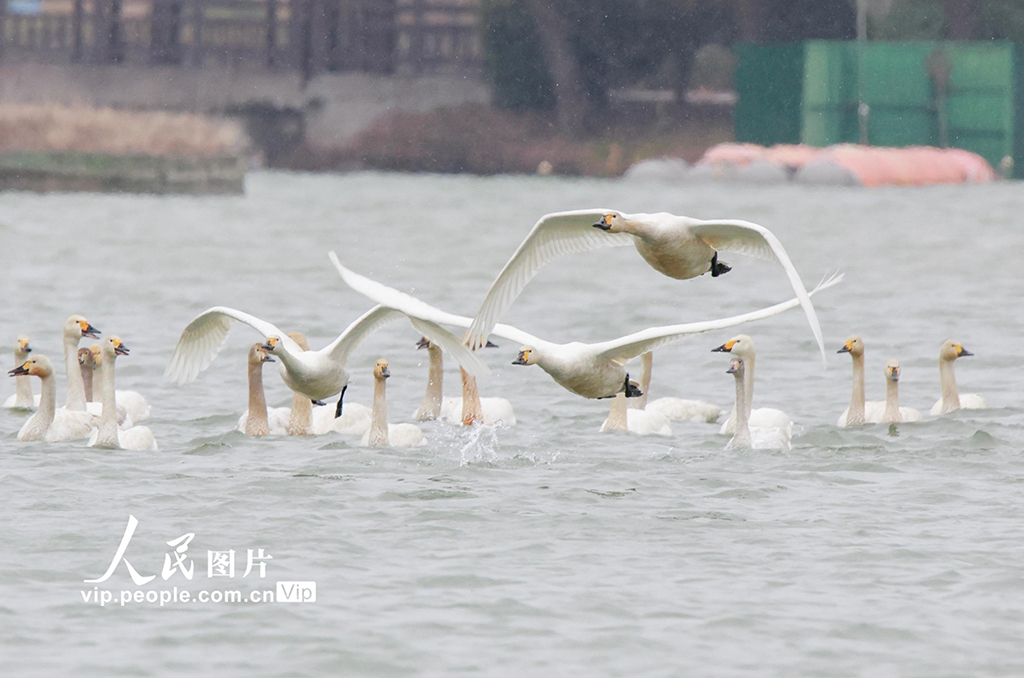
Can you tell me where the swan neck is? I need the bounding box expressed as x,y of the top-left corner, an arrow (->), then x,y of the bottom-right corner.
848,354 -> 866,423
939,358 -> 959,412
742,354 -> 755,418
631,352 -> 652,409
883,377 -> 900,423
419,345 -> 443,420
82,361 -> 94,402
605,393 -> 628,430
246,360 -> 269,436
96,355 -> 120,448
63,334 -> 86,411
14,348 -> 33,406
36,372 -> 57,425
461,368 -> 483,426
368,375 -> 389,446
288,391 -> 312,435
731,370 -> 752,448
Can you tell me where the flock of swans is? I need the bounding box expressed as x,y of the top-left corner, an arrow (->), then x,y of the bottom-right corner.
5,210 -> 987,451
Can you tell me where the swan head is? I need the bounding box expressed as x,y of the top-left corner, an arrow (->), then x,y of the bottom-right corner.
287,332 -> 311,351
101,336 -> 130,359
248,343 -> 275,365
592,212 -> 626,233
15,335 -> 32,356
416,336 -> 432,350
8,354 -> 53,378
726,358 -> 744,378
261,336 -> 285,356
89,344 -> 103,367
712,334 -> 754,359
940,340 -> 972,361
65,314 -> 101,340
78,347 -> 95,369
512,346 -> 538,366
838,335 -> 864,357
374,358 -> 391,379
885,360 -> 901,382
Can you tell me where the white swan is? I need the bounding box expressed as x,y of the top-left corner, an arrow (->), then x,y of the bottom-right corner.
836,335 -> 886,426
330,257 -> 842,402
80,346 -> 132,427
723,356 -> 791,450
413,337 -> 516,426
165,259 -> 488,417
3,335 -> 40,409
930,340 -> 987,415
600,390 -> 672,436
881,360 -> 923,424
631,351 -> 721,423
235,343 -> 290,436
461,209 -> 827,365
360,359 -> 426,447
713,335 -> 792,448
8,355 -> 90,442
87,337 -> 158,451
282,331 -> 372,437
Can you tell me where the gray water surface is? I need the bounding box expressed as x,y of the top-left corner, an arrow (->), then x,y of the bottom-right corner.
1,172 -> 1023,677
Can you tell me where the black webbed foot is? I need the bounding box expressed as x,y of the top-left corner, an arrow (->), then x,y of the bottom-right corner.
623,374 -> 644,398
335,384 -> 347,419
710,252 -> 732,278
311,399 -> 327,406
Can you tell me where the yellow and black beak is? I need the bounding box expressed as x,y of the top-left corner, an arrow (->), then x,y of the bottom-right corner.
712,340 -> 737,353
80,321 -> 101,339
512,350 -> 529,365
381,365 -> 391,379
592,214 -> 614,231
888,366 -> 900,381
261,338 -> 278,352
957,346 -> 973,357
113,340 -> 130,356
416,337 -> 431,350
837,342 -> 852,354
19,341 -> 31,353
9,362 -> 30,377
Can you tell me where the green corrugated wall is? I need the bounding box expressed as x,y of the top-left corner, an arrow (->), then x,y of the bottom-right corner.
735,40 -> 1023,176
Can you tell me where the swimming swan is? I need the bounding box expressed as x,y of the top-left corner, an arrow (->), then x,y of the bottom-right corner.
165,266 -> 489,416
713,334 -> 793,448
881,360 -> 923,424
330,257 -> 842,401
80,346 -> 131,427
600,389 -> 672,436
413,337 -> 516,426
360,359 -> 426,447
836,335 -> 885,426
723,357 -> 790,450
235,343 -> 290,436
7,355 -> 89,441
930,340 -> 987,415
631,351 -> 721,423
3,335 -> 40,409
460,209 -> 827,365
87,337 -> 158,451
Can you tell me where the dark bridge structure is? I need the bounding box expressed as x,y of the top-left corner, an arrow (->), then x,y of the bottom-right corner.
0,0 -> 481,77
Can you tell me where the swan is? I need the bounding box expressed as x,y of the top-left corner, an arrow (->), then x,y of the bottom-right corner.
84,344 -> 150,422
930,340 -> 987,415
235,343 -> 290,436
723,355 -> 791,450
165,259 -> 488,417
7,355 -> 89,441
360,359 -> 426,447
81,345 -> 132,427
460,209 -> 827,365
3,335 -> 40,409
87,337 -> 158,451
413,337 -> 516,426
836,335 -> 885,426
712,334 -> 793,447
881,360 -> 923,424
600,390 -> 672,436
631,351 -> 721,423
62,314 -> 102,412
283,332 -> 372,436
330,257 -> 842,402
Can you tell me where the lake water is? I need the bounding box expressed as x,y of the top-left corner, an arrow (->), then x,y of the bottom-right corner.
2,172 -> 1023,677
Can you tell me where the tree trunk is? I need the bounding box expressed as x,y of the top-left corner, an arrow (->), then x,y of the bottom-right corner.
522,0 -> 589,137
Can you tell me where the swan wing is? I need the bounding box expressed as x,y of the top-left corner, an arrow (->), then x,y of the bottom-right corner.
165,307 -> 302,384
689,218 -> 826,365
326,254 -> 490,377
464,209 -> 635,349
591,272 -> 843,365
329,253 -> 545,352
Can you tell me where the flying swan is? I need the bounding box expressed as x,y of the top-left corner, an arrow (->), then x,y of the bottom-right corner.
165,288 -> 489,417
460,209 -> 827,364
329,254 -> 842,402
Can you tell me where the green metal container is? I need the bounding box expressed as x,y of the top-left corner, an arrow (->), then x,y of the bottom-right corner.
734,42 -> 805,146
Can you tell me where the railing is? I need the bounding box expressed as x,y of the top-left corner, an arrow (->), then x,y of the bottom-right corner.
0,0 -> 481,76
